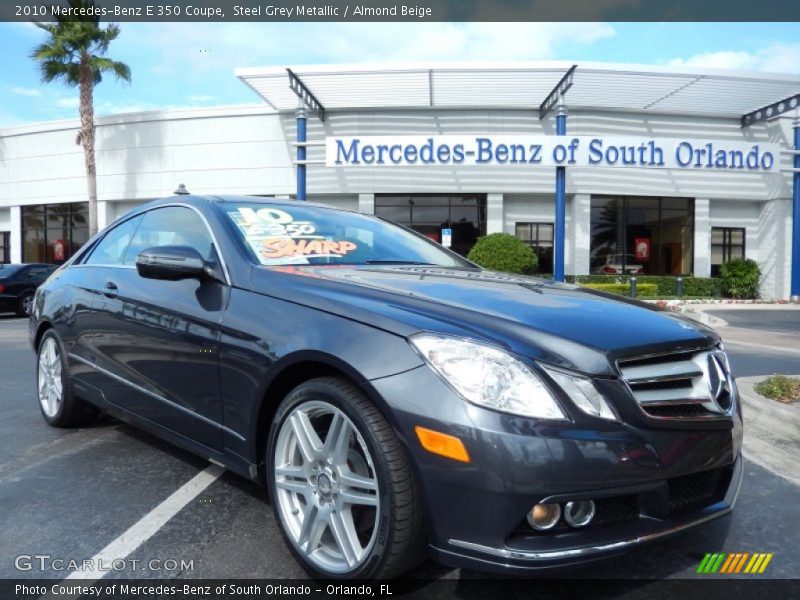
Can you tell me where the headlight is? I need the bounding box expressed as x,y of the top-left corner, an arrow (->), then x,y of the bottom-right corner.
543,367 -> 617,421
409,334 -> 566,420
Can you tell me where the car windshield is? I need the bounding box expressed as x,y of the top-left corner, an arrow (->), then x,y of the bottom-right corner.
222,202 -> 472,268
0,264 -> 24,277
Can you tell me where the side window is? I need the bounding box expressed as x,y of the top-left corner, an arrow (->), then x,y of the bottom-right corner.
123,207 -> 217,266
23,267 -> 51,280
84,215 -> 144,266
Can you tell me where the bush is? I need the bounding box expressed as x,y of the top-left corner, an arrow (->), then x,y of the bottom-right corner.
579,282 -> 658,297
563,274 -> 721,298
719,258 -> 760,299
754,374 -> 800,403
467,233 -> 538,274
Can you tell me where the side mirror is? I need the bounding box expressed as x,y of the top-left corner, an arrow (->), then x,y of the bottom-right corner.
136,246 -> 213,281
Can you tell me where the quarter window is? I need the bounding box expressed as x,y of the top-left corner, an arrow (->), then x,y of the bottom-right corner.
123,207 -> 218,266
84,215 -> 144,266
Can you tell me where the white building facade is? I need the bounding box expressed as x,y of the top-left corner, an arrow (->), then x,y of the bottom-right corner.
0,62 -> 797,298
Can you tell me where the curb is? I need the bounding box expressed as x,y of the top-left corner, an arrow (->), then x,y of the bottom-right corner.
736,375 -> 800,487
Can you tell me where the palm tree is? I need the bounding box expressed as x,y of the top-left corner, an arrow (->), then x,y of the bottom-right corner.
31,0 -> 130,235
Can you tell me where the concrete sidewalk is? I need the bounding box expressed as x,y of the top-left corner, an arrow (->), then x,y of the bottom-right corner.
736,376 -> 800,487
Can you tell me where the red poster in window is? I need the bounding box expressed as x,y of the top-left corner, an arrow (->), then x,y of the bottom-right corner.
423,232 -> 441,243
53,239 -> 66,261
634,238 -> 650,261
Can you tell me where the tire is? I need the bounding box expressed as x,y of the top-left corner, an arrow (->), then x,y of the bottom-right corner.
267,376 -> 426,579
37,330 -> 98,427
17,292 -> 34,317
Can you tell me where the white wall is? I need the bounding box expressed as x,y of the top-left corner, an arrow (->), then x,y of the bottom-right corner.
0,106 -> 294,208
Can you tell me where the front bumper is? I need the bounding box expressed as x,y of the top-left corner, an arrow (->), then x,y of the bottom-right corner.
367,365 -> 744,573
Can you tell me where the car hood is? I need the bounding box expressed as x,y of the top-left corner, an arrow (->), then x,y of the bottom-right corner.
250,265 -> 718,376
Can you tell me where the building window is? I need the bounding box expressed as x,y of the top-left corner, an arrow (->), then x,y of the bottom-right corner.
375,194 -> 486,257
22,203 -> 89,265
515,222 -> 554,273
0,232 -> 9,264
590,196 -> 694,276
711,227 -> 745,277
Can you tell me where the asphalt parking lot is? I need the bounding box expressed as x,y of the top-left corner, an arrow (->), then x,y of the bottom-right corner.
1,312 -> 799,586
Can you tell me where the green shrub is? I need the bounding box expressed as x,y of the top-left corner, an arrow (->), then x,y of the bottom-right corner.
467,233 -> 538,274
579,282 -> 658,297
754,374 -> 800,403
565,274 -> 721,298
719,258 -> 760,299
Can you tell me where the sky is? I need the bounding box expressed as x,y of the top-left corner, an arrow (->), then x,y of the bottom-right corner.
0,21 -> 799,128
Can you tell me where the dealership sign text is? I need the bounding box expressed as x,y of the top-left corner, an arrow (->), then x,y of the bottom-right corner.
326,135 -> 779,172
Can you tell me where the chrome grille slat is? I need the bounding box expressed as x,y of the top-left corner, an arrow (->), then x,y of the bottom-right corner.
617,348 -> 734,420
620,360 -> 702,383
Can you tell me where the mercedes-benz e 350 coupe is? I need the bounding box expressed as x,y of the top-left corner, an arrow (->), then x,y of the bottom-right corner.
31,196 -> 742,579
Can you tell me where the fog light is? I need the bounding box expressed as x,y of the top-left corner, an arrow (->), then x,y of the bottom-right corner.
527,503 -> 561,531
563,500 -> 595,528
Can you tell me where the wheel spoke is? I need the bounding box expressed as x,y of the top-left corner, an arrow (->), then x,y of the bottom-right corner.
339,488 -> 378,507
290,411 -> 323,462
297,505 -> 324,555
324,412 -> 351,464
340,470 -> 377,492
275,471 -> 311,496
275,464 -> 306,478
47,341 -> 57,367
328,508 -> 361,567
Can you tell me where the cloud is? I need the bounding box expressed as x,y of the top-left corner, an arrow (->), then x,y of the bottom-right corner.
121,22 -> 615,78
9,86 -> 42,97
668,42 -> 800,74
54,97 -> 79,108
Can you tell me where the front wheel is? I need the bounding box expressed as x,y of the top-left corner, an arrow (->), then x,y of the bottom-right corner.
267,377 -> 425,579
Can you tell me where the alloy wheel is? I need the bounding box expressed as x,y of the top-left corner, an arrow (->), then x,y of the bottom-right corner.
22,294 -> 34,316
273,400 -> 380,574
38,337 -> 63,418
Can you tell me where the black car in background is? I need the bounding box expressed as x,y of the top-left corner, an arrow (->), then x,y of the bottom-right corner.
0,263 -> 56,316
29,196 -> 743,579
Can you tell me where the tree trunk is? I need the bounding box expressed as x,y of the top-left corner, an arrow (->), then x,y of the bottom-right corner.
78,56 -> 98,236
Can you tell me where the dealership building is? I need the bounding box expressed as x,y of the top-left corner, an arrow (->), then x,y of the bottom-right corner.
0,61 -> 798,298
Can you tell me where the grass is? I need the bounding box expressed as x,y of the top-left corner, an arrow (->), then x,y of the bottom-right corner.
754,374 -> 800,404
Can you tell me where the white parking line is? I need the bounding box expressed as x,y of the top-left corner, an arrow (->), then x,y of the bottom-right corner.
66,463 -> 225,581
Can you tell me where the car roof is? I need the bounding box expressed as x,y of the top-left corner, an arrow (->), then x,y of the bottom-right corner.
0,263 -> 52,268
130,194 -> 354,215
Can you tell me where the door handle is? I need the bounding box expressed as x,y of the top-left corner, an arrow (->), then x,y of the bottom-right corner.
103,281 -> 119,298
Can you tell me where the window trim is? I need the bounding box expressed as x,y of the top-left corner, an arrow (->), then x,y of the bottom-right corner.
74,203 -> 232,285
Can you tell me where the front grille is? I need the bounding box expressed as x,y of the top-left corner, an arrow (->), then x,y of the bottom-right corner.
668,468 -> 726,514
643,403 -> 717,418
618,348 -> 733,419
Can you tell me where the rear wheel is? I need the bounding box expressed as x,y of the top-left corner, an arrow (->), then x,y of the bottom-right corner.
17,292 -> 34,317
37,330 -> 98,427
267,377 -> 425,579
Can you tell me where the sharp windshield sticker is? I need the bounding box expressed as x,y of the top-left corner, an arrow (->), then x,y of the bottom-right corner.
228,206 -> 359,264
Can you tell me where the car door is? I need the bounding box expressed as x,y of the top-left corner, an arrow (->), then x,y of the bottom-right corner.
90,206 -> 229,450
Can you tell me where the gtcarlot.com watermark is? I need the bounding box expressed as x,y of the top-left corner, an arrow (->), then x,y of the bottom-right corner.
14,554 -> 194,573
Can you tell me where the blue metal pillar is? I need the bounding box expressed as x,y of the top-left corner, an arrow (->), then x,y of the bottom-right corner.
296,106 -> 307,201
792,119 -> 800,300
554,98 -> 567,282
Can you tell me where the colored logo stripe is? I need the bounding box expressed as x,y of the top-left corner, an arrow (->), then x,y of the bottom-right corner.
698,552 -> 773,574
